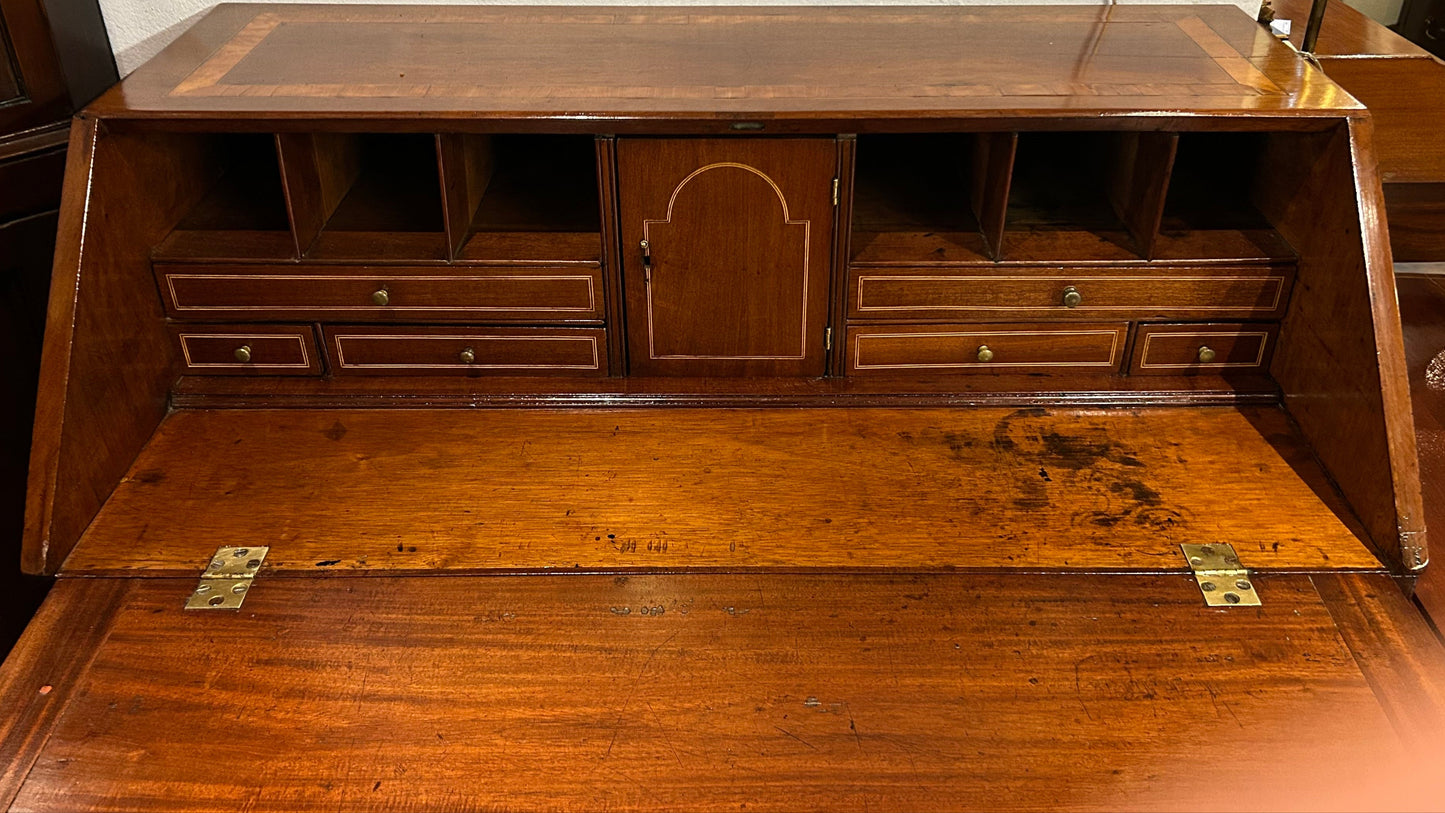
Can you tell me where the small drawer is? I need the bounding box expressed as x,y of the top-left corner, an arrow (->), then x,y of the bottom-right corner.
324,326 -> 608,376
846,323 -> 1128,376
155,263 -> 604,323
172,324 -> 322,376
1129,323 -> 1278,376
847,264 -> 1293,321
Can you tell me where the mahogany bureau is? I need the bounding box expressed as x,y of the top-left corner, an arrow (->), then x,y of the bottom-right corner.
3,5 -> 1444,812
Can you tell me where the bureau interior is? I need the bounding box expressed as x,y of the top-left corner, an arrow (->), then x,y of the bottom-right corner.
28,122 -> 1417,581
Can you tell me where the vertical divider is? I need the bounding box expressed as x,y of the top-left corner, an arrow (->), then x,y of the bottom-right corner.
595,136 -> 627,375
829,135 -> 857,378
437,133 -> 495,260
1107,132 -> 1178,260
970,132 -> 1017,261
276,132 -> 361,258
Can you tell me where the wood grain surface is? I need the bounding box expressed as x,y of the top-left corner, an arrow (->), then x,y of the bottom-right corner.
0,579 -> 130,810
6,572 -> 1437,813
85,5 -> 1359,123
1263,122 -> 1427,575
60,406 -> 1378,575
1396,274 -> 1445,626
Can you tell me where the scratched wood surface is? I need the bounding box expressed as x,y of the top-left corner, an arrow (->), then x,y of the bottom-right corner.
8,572 -> 1437,813
60,406 -> 1379,575
88,5 -> 1356,121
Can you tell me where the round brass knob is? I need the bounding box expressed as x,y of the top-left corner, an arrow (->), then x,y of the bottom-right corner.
1197,345 -> 1217,364
233,345 -> 252,363
976,345 -> 994,363
1061,286 -> 1082,308
371,288 -> 390,306
459,347 -> 476,364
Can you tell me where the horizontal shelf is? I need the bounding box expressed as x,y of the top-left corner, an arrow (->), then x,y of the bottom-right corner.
851,228 -> 1295,266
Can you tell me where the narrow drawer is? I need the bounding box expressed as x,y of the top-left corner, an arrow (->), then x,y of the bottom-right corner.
172,324 -> 322,376
324,326 -> 608,376
1129,323 -> 1278,376
847,265 -> 1293,321
155,263 -> 604,322
846,323 -> 1128,375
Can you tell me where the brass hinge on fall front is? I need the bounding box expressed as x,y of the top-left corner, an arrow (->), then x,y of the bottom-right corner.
832,178 -> 840,206
825,326 -> 834,351
1180,543 -> 1260,607
186,546 -> 269,610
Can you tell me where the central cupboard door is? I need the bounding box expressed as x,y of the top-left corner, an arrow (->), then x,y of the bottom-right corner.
618,139 -> 836,376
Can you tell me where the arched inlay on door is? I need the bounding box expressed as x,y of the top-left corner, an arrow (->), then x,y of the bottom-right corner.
617,138 -> 836,378
642,162 -> 811,361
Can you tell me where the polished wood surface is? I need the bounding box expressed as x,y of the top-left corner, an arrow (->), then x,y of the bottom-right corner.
1261,121 -> 1426,575
0,579 -> 128,811
1385,182 -> 1445,262
22,124 -> 204,576
91,5 -> 1356,124
4,572 -> 1442,812
59,406 -> 1378,576
1396,274 -> 1445,626
618,138 -> 835,376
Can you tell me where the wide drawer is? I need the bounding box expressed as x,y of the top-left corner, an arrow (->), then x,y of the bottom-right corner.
847,265 -> 1294,320
323,326 -> 608,376
1129,323 -> 1279,376
846,323 -> 1128,375
171,324 -> 323,376
155,263 -> 604,322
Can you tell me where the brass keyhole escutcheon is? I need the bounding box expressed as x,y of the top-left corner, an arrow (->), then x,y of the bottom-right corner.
233,345 -> 252,363
371,288 -> 390,306
1198,345 -> 1217,363
1061,286 -> 1082,308
976,345 -> 994,363
459,347 -> 477,364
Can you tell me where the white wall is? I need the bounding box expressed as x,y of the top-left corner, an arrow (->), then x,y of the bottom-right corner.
99,0 -> 1288,77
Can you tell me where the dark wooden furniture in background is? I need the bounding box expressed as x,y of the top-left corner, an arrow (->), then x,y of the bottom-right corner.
2,6 -> 1443,811
0,0 -> 115,658
1278,0 -> 1445,262
1398,0 -> 1445,58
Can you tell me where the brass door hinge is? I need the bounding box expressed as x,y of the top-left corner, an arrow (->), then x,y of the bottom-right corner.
186,546 -> 268,610
1181,543 -> 1260,607
825,326 -> 834,351
832,177 -> 840,206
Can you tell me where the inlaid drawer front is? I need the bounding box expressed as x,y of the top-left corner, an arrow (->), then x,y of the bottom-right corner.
172,324 -> 322,376
846,323 -> 1128,375
1129,323 -> 1279,376
324,326 -> 608,376
155,263 -> 604,322
847,265 -> 1293,320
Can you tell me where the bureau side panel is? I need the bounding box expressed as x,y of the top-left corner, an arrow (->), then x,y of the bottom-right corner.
22,121 -> 207,575
1264,118 -> 1427,576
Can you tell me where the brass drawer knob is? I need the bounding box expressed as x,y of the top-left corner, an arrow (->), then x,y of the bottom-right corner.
233,345 -> 252,363
371,288 -> 390,306
1198,345 -> 1217,363
459,347 -> 477,364
976,345 -> 994,363
1061,286 -> 1082,308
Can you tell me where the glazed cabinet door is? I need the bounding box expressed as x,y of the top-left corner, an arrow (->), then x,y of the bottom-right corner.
617,139 -> 836,376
